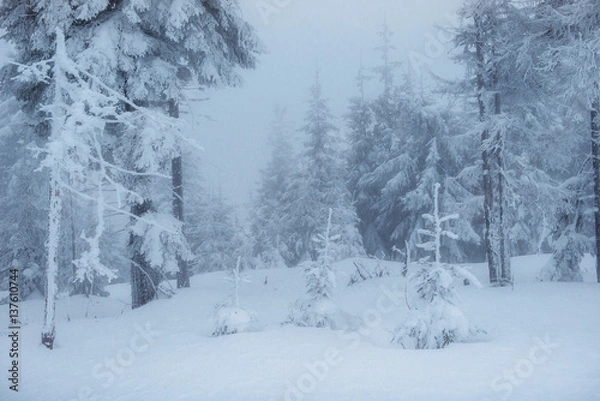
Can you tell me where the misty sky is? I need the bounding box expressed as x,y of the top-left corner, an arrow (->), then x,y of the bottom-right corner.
188,0 -> 466,213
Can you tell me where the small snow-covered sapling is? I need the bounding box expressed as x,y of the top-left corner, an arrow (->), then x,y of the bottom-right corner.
394,183 -> 482,349
213,256 -> 256,336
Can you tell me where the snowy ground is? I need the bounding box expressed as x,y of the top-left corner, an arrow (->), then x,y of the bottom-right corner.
1,255 -> 599,401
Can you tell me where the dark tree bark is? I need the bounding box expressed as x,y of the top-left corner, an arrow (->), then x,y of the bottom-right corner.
476,15 -> 498,286
474,13 -> 511,287
592,96 -> 600,283
494,92 -> 511,286
169,100 -> 190,288
130,199 -> 161,309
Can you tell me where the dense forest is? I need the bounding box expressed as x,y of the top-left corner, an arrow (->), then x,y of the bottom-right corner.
0,0 -> 598,352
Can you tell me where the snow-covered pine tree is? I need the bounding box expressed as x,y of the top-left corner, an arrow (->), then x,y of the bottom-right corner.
540,175 -> 591,282
20,28 -> 158,348
102,0 -> 260,300
0,99 -> 48,302
306,209 -> 337,302
346,61 -> 383,256
352,21 -> 404,258
213,256 -> 257,336
251,105 -> 296,267
283,70 -> 363,265
0,2 -> 122,346
287,209 -> 355,329
1,0 -> 262,306
453,0 -> 521,286
530,0 -> 600,282
189,190 -> 249,273
394,183 -> 481,349
447,0 -> 593,269
416,183 -> 460,266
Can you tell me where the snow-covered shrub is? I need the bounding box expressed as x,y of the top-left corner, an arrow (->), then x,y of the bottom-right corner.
393,183 -> 483,349
212,304 -> 258,336
286,298 -> 358,330
347,260 -> 390,286
287,209 -> 355,329
540,226 -> 585,282
212,257 -> 258,336
540,184 -> 589,282
393,264 -> 482,349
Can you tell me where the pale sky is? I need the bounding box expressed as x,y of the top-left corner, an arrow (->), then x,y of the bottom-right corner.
187,0 -> 465,212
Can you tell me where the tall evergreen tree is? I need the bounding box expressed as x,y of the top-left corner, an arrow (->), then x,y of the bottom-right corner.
453,0 -> 518,286
101,0 -> 260,302
190,191 -> 249,273
251,106 -> 296,267
0,99 -> 48,302
531,0 -> 600,282
346,61 -> 382,256
284,70 -> 363,265
348,20 -> 403,258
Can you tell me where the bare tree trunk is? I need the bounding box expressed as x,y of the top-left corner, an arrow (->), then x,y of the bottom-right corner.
68,190 -> 88,296
475,15 -> 499,286
475,13 -> 511,287
169,100 -> 190,288
592,97 -> 600,283
130,199 -> 161,309
494,92 -> 511,286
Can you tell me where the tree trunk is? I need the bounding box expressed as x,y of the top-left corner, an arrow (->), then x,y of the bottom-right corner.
592,97 -> 600,283
69,190 -> 89,296
130,199 -> 161,309
42,169 -> 61,349
494,92 -> 511,286
475,13 -> 511,287
42,29 -> 66,349
475,15 -> 499,286
169,100 -> 190,288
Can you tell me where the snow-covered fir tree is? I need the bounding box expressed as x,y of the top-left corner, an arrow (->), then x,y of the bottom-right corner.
188,190 -> 250,273
250,105 -> 296,267
0,99 -> 48,302
103,0 -> 260,302
540,175 -> 592,282
529,0 -> 600,282
213,256 -> 257,336
15,28 -> 152,348
351,20 -> 403,258
452,0 -> 522,286
394,183 -> 481,349
283,70 -> 363,265
346,61 -> 382,256
287,209 -> 355,329
345,22 -> 480,263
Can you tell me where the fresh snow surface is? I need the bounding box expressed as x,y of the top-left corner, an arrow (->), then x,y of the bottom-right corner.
1,254 -> 599,401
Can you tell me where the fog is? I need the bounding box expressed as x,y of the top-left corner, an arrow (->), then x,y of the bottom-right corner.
185,0 -> 465,211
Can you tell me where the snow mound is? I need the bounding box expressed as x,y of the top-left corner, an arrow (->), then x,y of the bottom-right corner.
285,298 -> 360,330
212,305 -> 258,336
